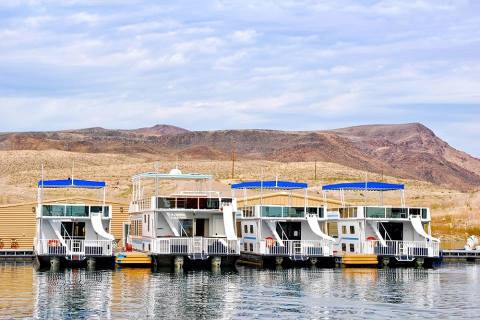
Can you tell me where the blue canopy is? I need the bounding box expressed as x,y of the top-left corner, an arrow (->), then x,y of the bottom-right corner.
38,178 -> 106,189
322,182 -> 404,191
231,180 -> 308,190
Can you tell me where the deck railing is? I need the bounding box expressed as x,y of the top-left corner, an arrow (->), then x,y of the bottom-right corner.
258,239 -> 333,257
362,240 -> 440,258
151,237 -> 240,256
36,239 -> 114,256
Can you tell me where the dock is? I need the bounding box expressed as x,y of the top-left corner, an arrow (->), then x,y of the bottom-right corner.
0,249 -> 34,261
115,252 -> 152,266
341,254 -> 378,267
442,250 -> 480,260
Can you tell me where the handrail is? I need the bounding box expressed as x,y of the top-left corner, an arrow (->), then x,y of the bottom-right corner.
363,240 -> 440,257
258,239 -> 333,257
36,239 -> 114,256
151,237 -> 240,256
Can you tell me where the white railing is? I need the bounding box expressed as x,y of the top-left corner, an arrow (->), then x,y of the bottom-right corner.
36,239 -> 114,256
151,237 -> 240,256
362,240 -> 440,258
258,239 -> 333,257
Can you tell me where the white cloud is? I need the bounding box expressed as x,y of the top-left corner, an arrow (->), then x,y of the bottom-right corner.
0,0 -> 478,156
230,29 -> 258,43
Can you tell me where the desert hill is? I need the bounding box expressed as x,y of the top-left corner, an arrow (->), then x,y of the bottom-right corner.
0,123 -> 479,191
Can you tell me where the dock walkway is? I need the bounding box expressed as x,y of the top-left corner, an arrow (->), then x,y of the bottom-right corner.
0,249 -> 34,260
442,250 -> 480,260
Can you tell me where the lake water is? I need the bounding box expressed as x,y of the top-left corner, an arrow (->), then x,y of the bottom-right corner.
0,262 -> 479,319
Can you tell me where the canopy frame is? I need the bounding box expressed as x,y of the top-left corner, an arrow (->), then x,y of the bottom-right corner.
321,181 -> 405,207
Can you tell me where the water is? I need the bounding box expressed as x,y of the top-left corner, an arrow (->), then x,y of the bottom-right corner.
0,263 -> 479,319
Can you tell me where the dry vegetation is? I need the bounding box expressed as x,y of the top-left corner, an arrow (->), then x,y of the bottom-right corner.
0,150 -> 478,242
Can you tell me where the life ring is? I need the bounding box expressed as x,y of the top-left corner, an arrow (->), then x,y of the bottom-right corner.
265,237 -> 275,248
366,236 -> 376,241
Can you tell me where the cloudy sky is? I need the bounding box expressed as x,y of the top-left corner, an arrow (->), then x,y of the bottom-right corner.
0,0 -> 479,156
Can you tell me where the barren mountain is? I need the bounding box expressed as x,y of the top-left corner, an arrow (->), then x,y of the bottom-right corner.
0,123 -> 479,191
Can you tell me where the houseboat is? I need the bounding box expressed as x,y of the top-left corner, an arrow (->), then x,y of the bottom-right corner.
322,182 -> 440,267
127,168 -> 240,269
231,180 -> 334,267
34,178 -> 115,269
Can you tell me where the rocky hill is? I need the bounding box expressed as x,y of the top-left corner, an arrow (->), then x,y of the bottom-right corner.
0,123 -> 479,190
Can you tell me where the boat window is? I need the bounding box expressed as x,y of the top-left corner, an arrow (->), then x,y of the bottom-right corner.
318,207 -> 324,218
221,198 -> 232,206
339,207 -> 357,218
66,205 -> 89,217
249,225 -> 254,233
349,244 -> 355,252
350,226 -> 355,234
157,197 -> 175,209
341,243 -> 346,252
286,207 -> 303,217
409,208 -> 421,217
421,208 -> 428,219
186,197 -> 198,209
386,207 -> 407,218
42,205 -> 65,216
342,226 -> 347,234
103,206 -> 110,217
366,207 -> 386,218
206,198 -> 220,209
327,222 -> 338,238
261,206 -> 283,217
176,198 -> 186,209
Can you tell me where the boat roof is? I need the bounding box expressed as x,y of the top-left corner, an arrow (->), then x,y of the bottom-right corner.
38,178 -> 106,189
322,181 -> 404,191
231,180 -> 308,190
132,172 -> 212,181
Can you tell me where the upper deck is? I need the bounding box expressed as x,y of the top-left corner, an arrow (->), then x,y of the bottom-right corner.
328,205 -> 430,221
239,204 -> 325,219
130,194 -> 234,213
38,204 -> 111,218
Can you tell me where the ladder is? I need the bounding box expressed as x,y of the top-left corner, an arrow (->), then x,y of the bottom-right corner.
190,237 -> 206,260
291,241 -> 307,261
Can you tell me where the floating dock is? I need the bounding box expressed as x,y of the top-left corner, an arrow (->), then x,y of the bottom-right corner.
442,250 -> 480,260
115,252 -> 152,266
341,254 -> 378,267
0,249 -> 34,261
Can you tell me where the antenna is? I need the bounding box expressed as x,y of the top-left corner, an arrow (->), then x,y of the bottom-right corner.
231,139 -> 236,179
71,160 -> 75,185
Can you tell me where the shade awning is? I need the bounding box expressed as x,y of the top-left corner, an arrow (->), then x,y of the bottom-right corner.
322,182 -> 404,191
231,180 -> 308,190
38,179 -> 106,189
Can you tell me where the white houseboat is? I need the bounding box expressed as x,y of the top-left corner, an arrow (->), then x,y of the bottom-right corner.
231,180 -> 334,267
127,168 -> 240,269
322,182 -> 440,267
34,178 -> 115,268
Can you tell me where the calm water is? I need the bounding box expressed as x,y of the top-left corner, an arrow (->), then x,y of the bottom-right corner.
0,263 -> 479,319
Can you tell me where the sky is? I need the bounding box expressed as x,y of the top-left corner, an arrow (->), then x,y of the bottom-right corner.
0,0 -> 479,156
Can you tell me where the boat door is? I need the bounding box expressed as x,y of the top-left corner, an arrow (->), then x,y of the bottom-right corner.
277,222 -> 301,240
380,222 -> 403,240
61,222 -> 85,254
277,222 -> 302,256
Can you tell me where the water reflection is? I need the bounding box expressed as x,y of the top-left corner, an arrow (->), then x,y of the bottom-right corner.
0,263 -> 478,319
